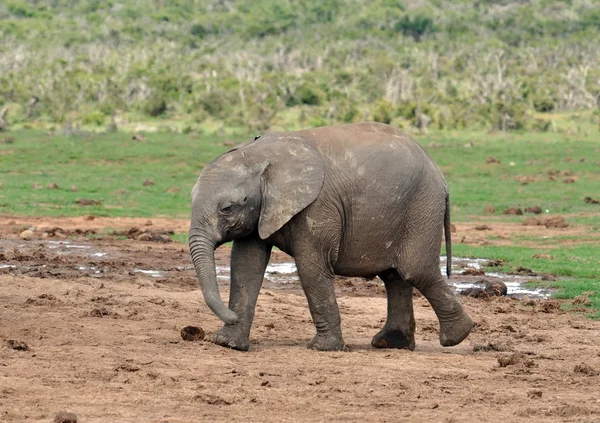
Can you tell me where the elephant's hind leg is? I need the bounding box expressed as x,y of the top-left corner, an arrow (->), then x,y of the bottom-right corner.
371,269 -> 416,350
406,268 -> 473,347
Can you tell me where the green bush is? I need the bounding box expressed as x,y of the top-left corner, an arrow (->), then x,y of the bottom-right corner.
372,99 -> 395,124
287,83 -> 325,107
394,14 -> 436,41
82,111 -> 106,126
143,96 -> 168,117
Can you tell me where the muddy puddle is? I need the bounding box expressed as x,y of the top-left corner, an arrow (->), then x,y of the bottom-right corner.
0,239 -> 553,298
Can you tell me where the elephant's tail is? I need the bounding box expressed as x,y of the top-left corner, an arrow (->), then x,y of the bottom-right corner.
444,193 -> 452,278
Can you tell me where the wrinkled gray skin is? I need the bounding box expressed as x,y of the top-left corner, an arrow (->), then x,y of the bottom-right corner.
189,122 -> 473,351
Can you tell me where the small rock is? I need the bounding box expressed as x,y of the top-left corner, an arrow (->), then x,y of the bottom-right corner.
20,229 -> 34,240
7,339 -> 29,351
70,185 -> 78,192
46,182 -> 59,190
54,411 -> 78,423
144,219 -> 153,226
142,179 -> 155,186
137,233 -> 153,242
180,326 -> 205,341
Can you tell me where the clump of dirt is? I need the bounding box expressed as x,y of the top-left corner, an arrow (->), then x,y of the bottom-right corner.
75,198 -> 102,206
142,179 -> 155,186
25,293 -> 61,306
503,207 -> 523,215
474,224 -> 491,231
181,326 -> 205,341
54,412 -> 78,423
539,300 -> 562,313
572,292 -> 594,306
460,280 -> 507,298
485,259 -> 505,267
473,342 -> 511,352
498,352 -> 535,368
484,205 -> 495,213
544,216 -> 569,228
113,227 -> 173,243
523,215 -> 569,228
515,175 -> 535,185
6,340 -> 29,351
524,206 -> 542,214
87,306 -> 119,318
573,363 -> 599,376
510,266 -> 537,276
527,390 -> 543,399
486,157 -> 501,164
462,267 -> 485,276
585,196 -> 599,204
532,253 -> 554,260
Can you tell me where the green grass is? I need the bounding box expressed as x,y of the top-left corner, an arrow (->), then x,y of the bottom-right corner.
1,127 -> 599,317
419,126 -> 600,221
452,243 -> 600,319
0,130 -> 232,217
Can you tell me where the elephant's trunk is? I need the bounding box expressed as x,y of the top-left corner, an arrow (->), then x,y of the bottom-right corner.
189,233 -> 239,324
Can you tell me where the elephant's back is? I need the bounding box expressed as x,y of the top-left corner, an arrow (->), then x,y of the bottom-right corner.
293,122 -> 443,187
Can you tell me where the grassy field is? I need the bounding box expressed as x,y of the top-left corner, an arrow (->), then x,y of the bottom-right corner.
1,127 -> 599,316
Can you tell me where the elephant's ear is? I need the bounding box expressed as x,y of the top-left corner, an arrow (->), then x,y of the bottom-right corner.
257,139 -> 325,240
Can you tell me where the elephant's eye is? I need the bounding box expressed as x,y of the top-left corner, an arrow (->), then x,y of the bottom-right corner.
220,204 -> 234,214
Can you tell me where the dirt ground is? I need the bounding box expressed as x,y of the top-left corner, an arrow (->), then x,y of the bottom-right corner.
1,216 -> 599,422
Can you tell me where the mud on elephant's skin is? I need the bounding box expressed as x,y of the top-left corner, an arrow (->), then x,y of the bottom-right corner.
188,122 -> 473,351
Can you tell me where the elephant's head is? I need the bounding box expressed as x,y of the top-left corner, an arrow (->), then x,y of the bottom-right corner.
188,136 -> 325,324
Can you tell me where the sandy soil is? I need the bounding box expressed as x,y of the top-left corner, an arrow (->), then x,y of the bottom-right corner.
1,216 -> 599,422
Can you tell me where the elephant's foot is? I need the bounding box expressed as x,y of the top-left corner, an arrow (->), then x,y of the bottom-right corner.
213,325 -> 250,351
439,313 -> 474,347
308,332 -> 346,351
371,327 -> 415,350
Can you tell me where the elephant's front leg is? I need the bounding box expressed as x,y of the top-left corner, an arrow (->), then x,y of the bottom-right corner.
371,269 -> 416,350
295,251 -> 345,351
213,235 -> 271,351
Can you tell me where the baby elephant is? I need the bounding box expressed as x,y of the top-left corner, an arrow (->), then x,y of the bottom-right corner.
189,122 -> 473,351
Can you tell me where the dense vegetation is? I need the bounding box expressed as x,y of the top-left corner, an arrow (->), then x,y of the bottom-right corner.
1,0 -> 600,131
